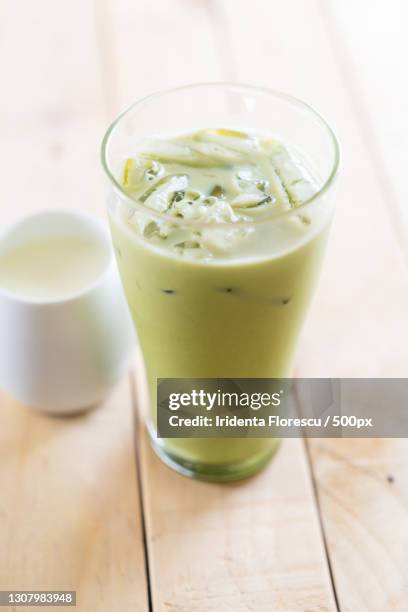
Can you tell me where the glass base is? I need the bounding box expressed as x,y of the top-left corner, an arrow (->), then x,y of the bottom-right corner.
149,433 -> 281,482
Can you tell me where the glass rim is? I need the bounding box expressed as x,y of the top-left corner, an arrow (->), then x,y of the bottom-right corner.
101,82 -> 341,229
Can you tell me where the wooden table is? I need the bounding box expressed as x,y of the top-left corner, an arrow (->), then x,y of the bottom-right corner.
1,1 -> 407,610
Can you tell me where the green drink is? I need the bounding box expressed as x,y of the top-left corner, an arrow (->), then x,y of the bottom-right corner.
102,85 -> 339,481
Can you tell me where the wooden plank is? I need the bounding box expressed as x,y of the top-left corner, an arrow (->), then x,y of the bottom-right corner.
0,1 -> 149,609
0,377 -> 148,611
310,6 -> 408,606
108,0 -> 340,609
308,438 -> 408,612
133,355 -> 337,612
216,1 -> 408,611
0,0 -> 106,225
141,434 -> 337,612
321,0 -> 408,247
100,0 -> 223,115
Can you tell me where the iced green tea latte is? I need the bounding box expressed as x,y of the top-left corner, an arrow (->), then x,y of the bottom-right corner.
106,120 -> 335,480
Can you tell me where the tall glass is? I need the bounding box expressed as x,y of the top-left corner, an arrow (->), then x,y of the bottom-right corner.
101,83 -> 340,481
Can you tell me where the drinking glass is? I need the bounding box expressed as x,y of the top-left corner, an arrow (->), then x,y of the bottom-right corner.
101,83 -> 340,481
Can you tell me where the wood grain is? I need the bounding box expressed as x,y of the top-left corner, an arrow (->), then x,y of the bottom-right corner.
1,0 -> 407,610
0,0 -> 106,225
0,2 -> 148,610
0,377 -> 148,612
308,438 -> 408,612
99,0 -> 222,116
322,0 -> 408,249
212,1 -> 408,610
133,357 -> 337,612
